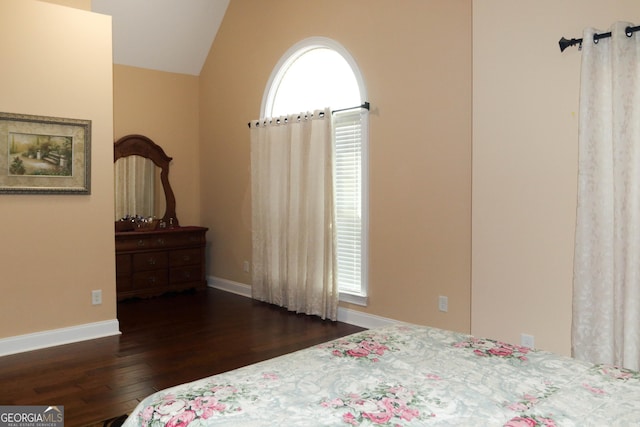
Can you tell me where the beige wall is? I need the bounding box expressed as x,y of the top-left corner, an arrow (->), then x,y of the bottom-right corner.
200,0 -> 472,332
39,0 -> 90,10
0,0 -> 114,338
473,0 -> 640,355
113,65 -> 201,226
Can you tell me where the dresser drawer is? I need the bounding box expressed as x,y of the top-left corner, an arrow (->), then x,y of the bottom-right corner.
133,270 -> 168,289
115,228 -> 206,251
170,265 -> 201,284
170,248 -> 201,267
116,236 -> 149,251
133,252 -> 168,271
169,231 -> 205,246
156,232 -> 205,248
116,254 -> 132,275
115,226 -> 208,300
116,276 -> 133,292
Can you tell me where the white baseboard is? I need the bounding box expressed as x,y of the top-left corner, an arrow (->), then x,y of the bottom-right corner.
209,275 -> 252,297
336,307 -> 397,329
0,319 -> 121,357
208,276 -> 397,330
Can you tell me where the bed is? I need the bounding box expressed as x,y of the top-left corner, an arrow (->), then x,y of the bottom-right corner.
122,323 -> 640,426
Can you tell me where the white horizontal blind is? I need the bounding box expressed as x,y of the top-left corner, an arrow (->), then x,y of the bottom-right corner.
333,108 -> 364,295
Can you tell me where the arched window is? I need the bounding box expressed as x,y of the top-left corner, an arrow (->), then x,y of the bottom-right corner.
263,37 -> 368,304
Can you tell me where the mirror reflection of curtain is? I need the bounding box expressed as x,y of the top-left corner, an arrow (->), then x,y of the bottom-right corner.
114,156 -> 155,220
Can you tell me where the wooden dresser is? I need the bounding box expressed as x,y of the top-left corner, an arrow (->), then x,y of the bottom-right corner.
115,226 -> 208,301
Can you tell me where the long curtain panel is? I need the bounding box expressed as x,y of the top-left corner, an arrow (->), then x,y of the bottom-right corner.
250,108 -> 338,320
573,22 -> 640,370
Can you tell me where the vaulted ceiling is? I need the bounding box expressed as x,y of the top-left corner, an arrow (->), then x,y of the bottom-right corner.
91,0 -> 230,76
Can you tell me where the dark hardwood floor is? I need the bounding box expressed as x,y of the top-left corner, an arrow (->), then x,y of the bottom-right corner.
0,288 -> 364,426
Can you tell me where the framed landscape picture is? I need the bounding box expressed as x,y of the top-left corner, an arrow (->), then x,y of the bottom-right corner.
0,112 -> 91,194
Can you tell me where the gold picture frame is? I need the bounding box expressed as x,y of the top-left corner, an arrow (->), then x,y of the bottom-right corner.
0,112 -> 91,194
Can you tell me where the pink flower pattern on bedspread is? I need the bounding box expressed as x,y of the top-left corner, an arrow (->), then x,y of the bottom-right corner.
319,331 -> 401,362
123,324 -> 640,427
321,383 -> 434,426
136,385 -> 248,427
453,337 -> 531,361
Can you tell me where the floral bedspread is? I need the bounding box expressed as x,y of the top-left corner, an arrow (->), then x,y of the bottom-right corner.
122,324 -> 640,426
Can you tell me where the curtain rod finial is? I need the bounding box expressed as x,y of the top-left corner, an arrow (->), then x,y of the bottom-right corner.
559,36 -> 583,52
559,37 -> 572,52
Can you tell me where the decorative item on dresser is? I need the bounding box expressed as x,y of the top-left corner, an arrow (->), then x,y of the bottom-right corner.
114,134 -> 207,300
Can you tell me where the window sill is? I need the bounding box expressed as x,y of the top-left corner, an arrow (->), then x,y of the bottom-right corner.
339,292 -> 368,306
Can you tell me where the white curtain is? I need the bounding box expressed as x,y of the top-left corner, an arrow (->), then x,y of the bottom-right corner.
573,22 -> 640,370
114,156 -> 156,220
250,108 -> 338,320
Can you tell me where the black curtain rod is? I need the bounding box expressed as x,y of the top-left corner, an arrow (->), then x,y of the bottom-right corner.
332,101 -> 370,114
559,25 -> 640,52
247,102 -> 370,128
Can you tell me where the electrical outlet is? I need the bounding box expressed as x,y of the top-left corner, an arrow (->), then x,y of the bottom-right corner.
92,289 -> 102,305
243,260 -> 250,273
521,333 -> 535,349
438,295 -> 448,312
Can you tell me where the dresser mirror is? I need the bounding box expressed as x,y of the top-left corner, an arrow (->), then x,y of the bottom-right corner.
114,134 -> 178,227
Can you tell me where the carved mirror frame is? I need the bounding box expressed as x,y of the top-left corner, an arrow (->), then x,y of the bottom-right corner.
114,134 -> 179,226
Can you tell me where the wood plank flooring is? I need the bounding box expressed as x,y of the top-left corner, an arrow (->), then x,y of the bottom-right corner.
0,288 -> 364,426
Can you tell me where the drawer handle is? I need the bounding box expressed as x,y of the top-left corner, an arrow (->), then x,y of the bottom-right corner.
147,258 -> 157,265
182,255 -> 191,261
183,271 -> 191,279
157,238 -> 165,245
137,239 -> 145,247
148,277 -> 156,284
